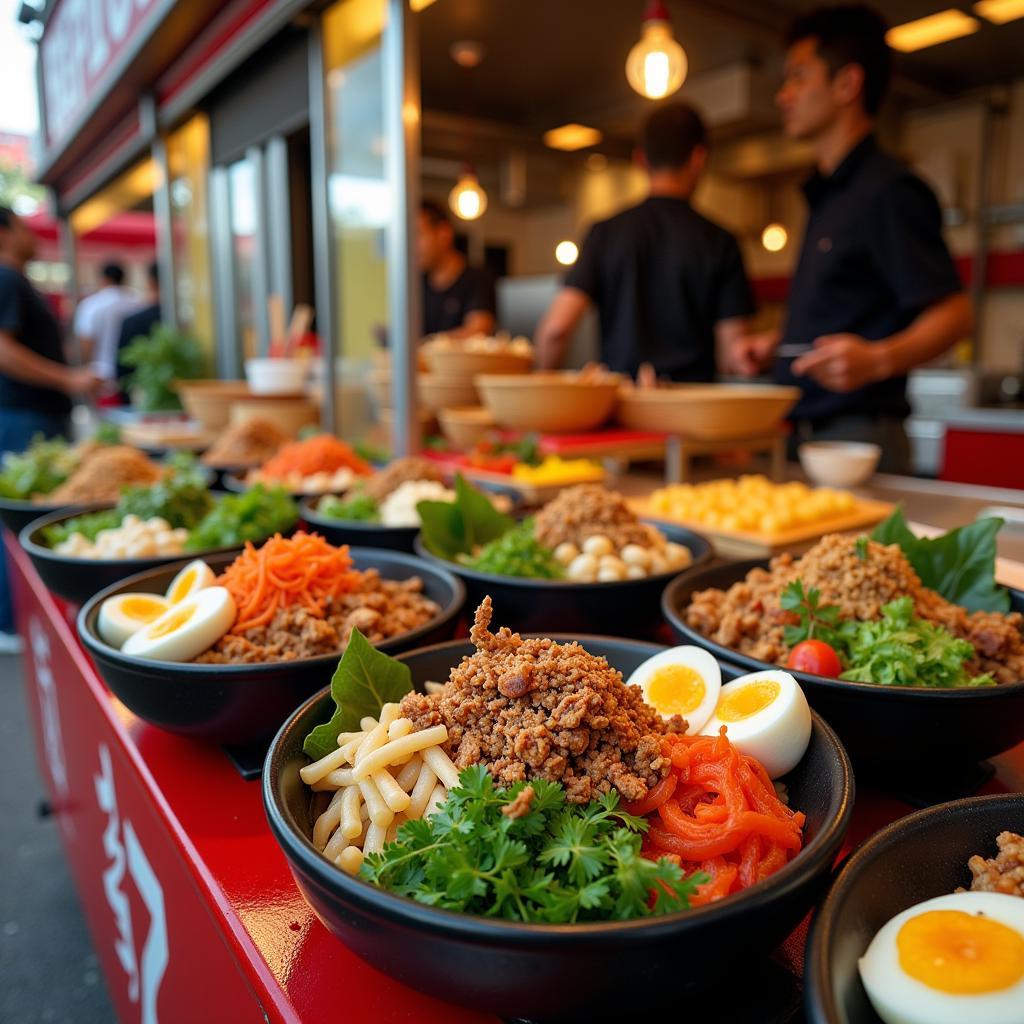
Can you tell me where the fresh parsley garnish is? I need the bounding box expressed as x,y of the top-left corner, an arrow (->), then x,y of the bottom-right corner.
360,765 -> 706,923
854,536 -> 869,561
780,579 -> 842,648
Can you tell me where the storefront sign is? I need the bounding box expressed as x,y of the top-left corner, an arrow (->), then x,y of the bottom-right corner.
40,0 -> 162,150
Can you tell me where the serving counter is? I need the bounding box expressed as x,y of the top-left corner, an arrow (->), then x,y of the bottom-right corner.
9,520 -> 1024,1024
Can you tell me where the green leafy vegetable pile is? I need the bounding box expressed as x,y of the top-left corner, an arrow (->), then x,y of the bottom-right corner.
318,491 -> 381,523
0,435 -> 79,500
360,765 -> 704,923
186,485 -> 298,551
462,519 -> 564,579
417,473 -> 516,562
871,506 -> 1008,613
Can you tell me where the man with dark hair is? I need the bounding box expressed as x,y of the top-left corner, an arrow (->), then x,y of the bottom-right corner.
0,207 -> 100,647
115,261 -> 162,401
741,4 -> 971,472
536,102 -> 755,380
74,258 -> 142,385
418,200 -> 496,337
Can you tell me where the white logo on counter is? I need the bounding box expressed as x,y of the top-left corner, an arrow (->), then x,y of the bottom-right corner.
95,744 -> 168,1024
29,617 -> 68,799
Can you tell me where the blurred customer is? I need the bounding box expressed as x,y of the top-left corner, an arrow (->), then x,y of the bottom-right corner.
115,261 -> 162,399
0,206 -> 100,648
535,103 -> 755,380
74,261 -> 142,387
740,5 -> 971,473
418,200 -> 497,338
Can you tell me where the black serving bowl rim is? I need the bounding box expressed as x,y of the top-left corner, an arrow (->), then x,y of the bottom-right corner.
412,519 -> 713,591
300,494 -> 419,536
264,634 -> 854,943
662,558 -> 1024,700
805,791 -> 1024,1024
78,547 -> 466,677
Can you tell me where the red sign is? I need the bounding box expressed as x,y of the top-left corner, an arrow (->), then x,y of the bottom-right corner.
40,0 -> 162,150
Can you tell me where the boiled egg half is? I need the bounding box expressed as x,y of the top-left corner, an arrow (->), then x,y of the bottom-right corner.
165,559 -> 217,605
699,669 -> 811,778
98,593 -> 171,649
859,891 -> 1024,1024
122,586 -> 236,663
627,645 -> 721,734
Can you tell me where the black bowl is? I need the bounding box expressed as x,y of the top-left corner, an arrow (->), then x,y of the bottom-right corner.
300,495 -> 419,553
0,495 -> 96,537
663,559 -> 1024,772
264,635 -> 854,1022
223,470 -> 359,499
413,521 -> 712,637
805,792 -> 1024,1024
20,501 -> 257,607
77,548 -> 465,744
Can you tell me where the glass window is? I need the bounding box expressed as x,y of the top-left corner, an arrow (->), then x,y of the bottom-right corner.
228,157 -> 259,364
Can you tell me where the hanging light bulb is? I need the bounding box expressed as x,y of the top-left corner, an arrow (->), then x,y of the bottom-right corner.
449,167 -> 488,221
626,1 -> 688,100
761,223 -> 788,253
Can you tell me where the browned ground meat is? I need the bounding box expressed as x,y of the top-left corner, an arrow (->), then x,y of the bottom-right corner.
201,418 -> 288,468
967,831 -> 1024,897
362,456 -> 444,501
684,533 -> 1024,683
194,571 -> 438,663
532,484 -> 662,551
400,596 -> 683,804
48,446 -> 163,503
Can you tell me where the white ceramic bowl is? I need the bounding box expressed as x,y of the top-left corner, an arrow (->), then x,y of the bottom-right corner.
245,358 -> 308,395
798,441 -> 881,488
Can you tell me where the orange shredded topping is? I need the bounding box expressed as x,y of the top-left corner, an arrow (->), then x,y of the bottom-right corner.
218,531 -> 360,633
258,434 -> 372,480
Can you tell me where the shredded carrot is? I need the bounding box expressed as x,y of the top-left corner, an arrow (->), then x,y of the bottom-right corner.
627,730 -> 805,906
259,434 -> 372,480
218,531 -> 361,633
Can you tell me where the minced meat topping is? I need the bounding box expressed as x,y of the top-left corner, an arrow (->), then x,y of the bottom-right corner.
967,831 -> 1024,897
400,596 -> 683,804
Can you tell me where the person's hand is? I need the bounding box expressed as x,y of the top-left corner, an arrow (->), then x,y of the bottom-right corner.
64,367 -> 105,397
791,334 -> 885,392
729,329 -> 779,376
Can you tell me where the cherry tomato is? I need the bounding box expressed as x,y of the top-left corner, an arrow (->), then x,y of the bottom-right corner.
786,639 -> 842,678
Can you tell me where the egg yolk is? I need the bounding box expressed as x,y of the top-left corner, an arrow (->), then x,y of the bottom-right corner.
897,909 -> 1024,994
168,569 -> 197,604
645,665 -> 706,716
119,597 -> 167,622
716,680 -> 780,722
148,604 -> 197,640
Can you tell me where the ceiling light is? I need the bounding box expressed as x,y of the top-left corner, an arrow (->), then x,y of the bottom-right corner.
555,241 -> 579,266
450,40 -> 486,68
543,123 -> 603,152
449,169 -> 487,221
973,0 -> 1024,24
410,0 -> 437,10
886,9 -> 980,52
761,223 -> 788,253
626,1 -> 688,99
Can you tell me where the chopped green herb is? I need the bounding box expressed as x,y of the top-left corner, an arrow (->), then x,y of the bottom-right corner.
854,536 -> 869,561
318,491 -> 380,523
186,485 -> 298,550
461,519 -> 563,579
780,580 -> 842,648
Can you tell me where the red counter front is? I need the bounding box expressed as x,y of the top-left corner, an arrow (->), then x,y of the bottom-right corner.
9,534 -> 1024,1023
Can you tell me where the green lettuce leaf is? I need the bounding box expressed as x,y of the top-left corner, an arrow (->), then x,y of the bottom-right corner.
871,506 -> 1009,613
302,628 -> 414,760
417,472 -> 515,561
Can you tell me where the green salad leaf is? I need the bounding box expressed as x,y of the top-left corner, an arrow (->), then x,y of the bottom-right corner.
302,629 -> 414,759
462,519 -> 563,579
0,435 -> 77,500
318,491 -> 380,523
871,506 -> 1009,613
186,485 -> 298,551
43,508 -> 122,546
361,765 -> 706,923
417,473 -> 515,561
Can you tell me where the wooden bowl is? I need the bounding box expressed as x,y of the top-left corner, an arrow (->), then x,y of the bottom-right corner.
418,374 -> 480,413
437,406 -> 497,450
230,397 -> 319,437
177,379 -> 252,431
476,372 -> 621,433
421,347 -> 532,378
616,384 -> 800,440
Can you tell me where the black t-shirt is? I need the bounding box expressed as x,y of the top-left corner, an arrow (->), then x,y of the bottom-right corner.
0,266 -> 71,416
422,265 -> 497,335
775,135 -> 962,421
564,196 -> 755,381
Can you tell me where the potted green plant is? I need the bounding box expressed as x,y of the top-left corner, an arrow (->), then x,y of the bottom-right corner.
119,324 -> 207,412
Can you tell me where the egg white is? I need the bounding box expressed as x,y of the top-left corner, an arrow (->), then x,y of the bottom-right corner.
627,645 -> 721,733
859,891 -> 1024,1024
165,559 -> 217,605
122,586 -> 236,662
98,592 -> 170,649
699,669 -> 811,778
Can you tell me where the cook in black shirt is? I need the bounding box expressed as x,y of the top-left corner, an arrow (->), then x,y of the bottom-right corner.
419,200 -> 497,338
536,103 -> 755,380
741,6 -> 970,473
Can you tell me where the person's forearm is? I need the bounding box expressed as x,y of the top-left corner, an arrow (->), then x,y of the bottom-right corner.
876,293 -> 973,380
535,326 -> 569,370
0,333 -> 72,392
